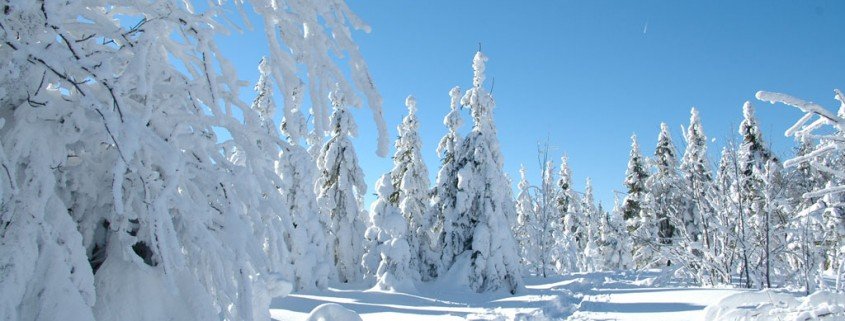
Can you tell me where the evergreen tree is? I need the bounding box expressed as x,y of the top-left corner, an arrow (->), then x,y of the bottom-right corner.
582,178 -> 601,272
645,123 -> 682,265
556,155 -> 576,219
557,156 -> 584,264
552,156 -> 579,273
679,107 -> 714,245
389,96 -> 433,280
602,198 -> 634,270
735,102 -> 775,288
621,134 -> 651,268
537,158 -> 560,277
316,87 -> 369,283
515,166 -> 539,275
429,86 -> 464,277
448,51 -> 522,293
677,107 -> 719,283
255,58 -> 331,291
561,160 -> 588,271
367,174 -> 414,291
622,134 -> 649,222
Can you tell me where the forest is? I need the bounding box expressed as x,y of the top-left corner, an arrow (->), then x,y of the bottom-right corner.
0,0 -> 843,320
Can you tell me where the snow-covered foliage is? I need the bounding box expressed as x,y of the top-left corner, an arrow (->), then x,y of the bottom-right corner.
556,155 -> 577,217
675,108 -> 722,284
564,180 -> 590,272
6,0 -> 843,316
552,155 -> 579,274
650,123 -> 681,247
316,88 -> 369,283
781,137 -> 827,293
679,108 -> 712,248
706,144 -> 744,286
513,150 -> 569,277
515,165 -> 540,274
0,0 -> 386,319
622,134 -> 649,223
734,102 -> 780,288
366,174 -> 415,292
640,123 -> 683,268
600,199 -> 633,270
577,178 -> 598,272
429,86 -> 464,277
446,51 -> 522,293
259,58 -> 331,291
621,134 -> 652,269
757,89 -> 845,292
536,159 -> 562,277
390,96 -> 434,281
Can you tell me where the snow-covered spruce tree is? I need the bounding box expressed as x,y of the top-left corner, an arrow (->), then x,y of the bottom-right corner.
429,86 -> 464,276
0,1 -> 389,320
448,51 -> 522,293
602,198 -> 633,270
561,163 -> 589,272
552,155 -> 579,274
621,134 -> 653,269
366,174 -> 414,291
556,155 -> 577,219
556,155 -> 579,240
679,108 -> 713,248
537,158 -> 561,277
581,178 -> 602,272
515,165 -> 540,275
277,140 -> 333,291
316,87 -> 369,283
388,96 -> 434,281
735,102 -> 776,288
645,123 -> 683,266
594,202 -> 623,271
677,107 -> 721,284
757,89 -> 845,292
254,58 -> 331,291
622,134 -> 650,223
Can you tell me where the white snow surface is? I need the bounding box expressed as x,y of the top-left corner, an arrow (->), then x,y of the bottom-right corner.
704,289 -> 845,321
269,271 -> 748,321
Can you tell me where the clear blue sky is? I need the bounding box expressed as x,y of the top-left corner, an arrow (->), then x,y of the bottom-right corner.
220,1 -> 845,208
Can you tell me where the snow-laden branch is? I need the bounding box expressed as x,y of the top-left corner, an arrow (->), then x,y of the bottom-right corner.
757,89 -> 845,202
756,90 -> 845,133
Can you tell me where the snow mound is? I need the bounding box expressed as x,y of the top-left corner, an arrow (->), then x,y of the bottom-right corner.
93,253 -> 213,321
703,290 -> 845,321
305,303 -> 363,321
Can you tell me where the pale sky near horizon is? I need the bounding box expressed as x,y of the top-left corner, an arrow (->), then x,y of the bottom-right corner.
220,1 -> 845,208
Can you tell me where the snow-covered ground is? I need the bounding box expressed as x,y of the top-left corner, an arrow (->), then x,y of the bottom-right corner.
269,271 -> 747,321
